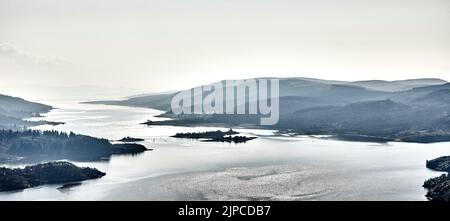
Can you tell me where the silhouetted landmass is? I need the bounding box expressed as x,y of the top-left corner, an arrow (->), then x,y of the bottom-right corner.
142,118 -> 234,127
204,135 -> 257,143
87,78 -> 447,112
88,78 -> 450,143
0,94 -> 52,118
143,90 -> 450,143
83,92 -> 175,110
112,143 -> 150,154
423,156 -> 450,201
279,99 -> 450,143
0,94 -> 61,130
0,95 -> 150,192
117,136 -> 145,142
0,129 -> 148,163
0,161 -> 105,192
423,174 -> 450,201
171,129 -> 255,143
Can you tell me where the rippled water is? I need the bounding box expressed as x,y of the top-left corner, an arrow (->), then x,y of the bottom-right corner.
0,100 -> 448,201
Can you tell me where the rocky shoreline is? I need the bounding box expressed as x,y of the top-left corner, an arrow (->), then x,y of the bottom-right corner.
423,156 -> 450,201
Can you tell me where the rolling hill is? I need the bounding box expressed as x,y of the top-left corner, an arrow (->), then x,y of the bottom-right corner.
87,77 -> 450,143
0,94 -> 53,129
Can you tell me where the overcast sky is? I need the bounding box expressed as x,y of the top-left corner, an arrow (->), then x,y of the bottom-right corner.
1,0 -> 449,92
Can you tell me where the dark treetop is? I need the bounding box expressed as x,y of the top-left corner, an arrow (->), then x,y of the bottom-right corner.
96,78 -> 450,143
0,161 -> 105,192
423,156 -> 450,201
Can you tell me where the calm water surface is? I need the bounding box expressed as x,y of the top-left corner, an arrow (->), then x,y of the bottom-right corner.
0,99 -> 448,201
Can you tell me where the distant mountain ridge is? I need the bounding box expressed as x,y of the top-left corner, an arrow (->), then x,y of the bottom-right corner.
86,77 -> 447,111
86,77 -> 450,143
350,78 -> 447,92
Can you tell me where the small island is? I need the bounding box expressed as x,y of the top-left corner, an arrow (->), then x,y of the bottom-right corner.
426,156 -> 450,172
117,136 -> 145,142
423,156 -> 450,201
0,161 -> 105,192
171,129 -> 256,143
203,135 -> 257,143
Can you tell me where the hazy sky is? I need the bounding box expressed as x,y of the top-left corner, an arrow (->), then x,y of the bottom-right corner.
1,0 -> 449,92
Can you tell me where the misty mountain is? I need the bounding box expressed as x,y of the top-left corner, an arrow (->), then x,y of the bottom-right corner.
0,94 -> 52,118
88,77 -> 450,143
0,94 -> 53,129
0,130 -> 148,163
0,85 -> 144,101
412,88 -> 450,107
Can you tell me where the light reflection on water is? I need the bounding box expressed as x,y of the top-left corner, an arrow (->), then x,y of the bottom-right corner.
1,100 -> 449,201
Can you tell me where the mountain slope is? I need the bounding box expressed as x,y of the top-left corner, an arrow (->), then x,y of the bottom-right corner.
0,94 -> 53,129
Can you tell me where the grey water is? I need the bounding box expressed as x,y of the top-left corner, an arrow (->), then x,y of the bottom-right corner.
0,99 -> 449,201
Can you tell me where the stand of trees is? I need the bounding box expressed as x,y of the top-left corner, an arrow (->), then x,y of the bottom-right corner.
0,161 -> 105,192
0,129 -> 148,162
423,156 -> 450,201
171,129 -> 256,143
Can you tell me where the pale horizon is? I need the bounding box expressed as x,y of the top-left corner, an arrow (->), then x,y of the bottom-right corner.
1,0 -> 449,92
